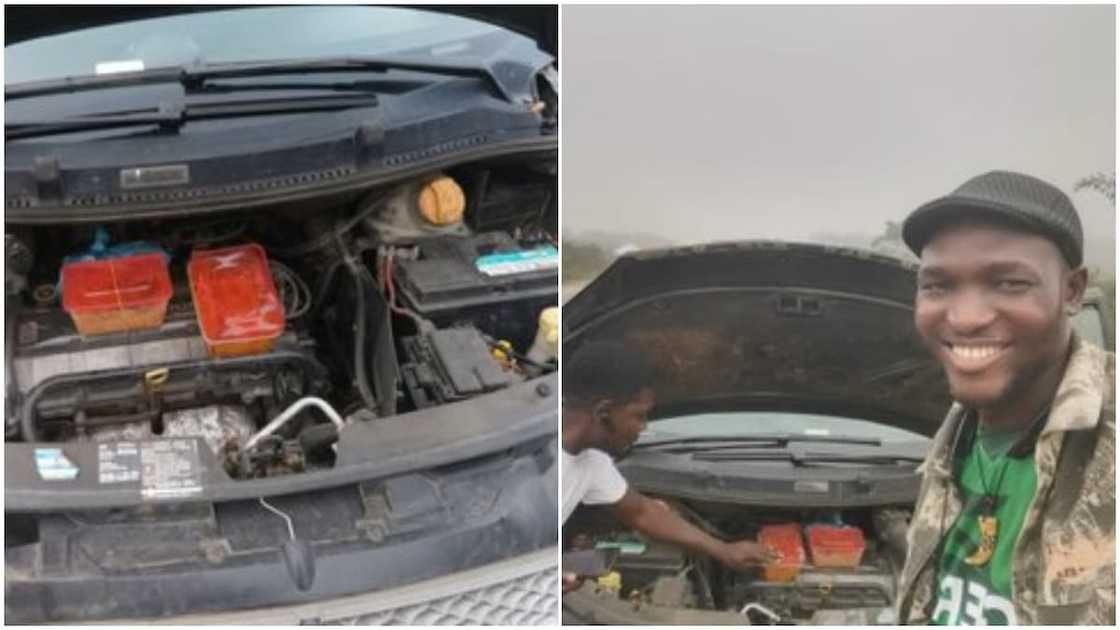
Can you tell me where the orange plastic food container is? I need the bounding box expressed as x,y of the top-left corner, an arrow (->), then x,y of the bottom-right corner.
62,253 -> 172,336
188,243 -> 285,358
807,525 -> 866,568
758,523 -> 806,582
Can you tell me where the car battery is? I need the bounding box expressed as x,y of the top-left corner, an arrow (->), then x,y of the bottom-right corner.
393,232 -> 557,348
609,542 -> 688,595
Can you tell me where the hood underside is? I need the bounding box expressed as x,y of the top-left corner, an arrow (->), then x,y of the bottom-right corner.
564,241 -> 951,436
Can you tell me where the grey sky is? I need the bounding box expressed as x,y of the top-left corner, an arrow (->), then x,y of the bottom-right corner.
563,5 -> 1115,262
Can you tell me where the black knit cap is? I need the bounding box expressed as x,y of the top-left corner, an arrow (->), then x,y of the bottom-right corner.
902,170 -> 1084,267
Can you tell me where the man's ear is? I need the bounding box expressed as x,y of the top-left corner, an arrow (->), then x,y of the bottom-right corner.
1063,267 -> 1089,316
592,399 -> 614,426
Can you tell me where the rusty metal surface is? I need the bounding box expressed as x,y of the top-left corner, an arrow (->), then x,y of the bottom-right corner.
588,290 -> 948,434
563,242 -> 950,434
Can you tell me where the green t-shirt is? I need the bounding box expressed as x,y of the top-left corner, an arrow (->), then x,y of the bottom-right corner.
930,430 -> 1037,625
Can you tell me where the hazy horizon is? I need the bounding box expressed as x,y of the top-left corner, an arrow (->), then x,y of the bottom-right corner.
563,5 -> 1115,265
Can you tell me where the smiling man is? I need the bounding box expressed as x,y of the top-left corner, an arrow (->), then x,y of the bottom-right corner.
895,171 -> 1115,625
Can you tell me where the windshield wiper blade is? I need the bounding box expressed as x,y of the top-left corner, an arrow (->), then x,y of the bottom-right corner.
795,453 -> 925,465
634,434 -> 882,452
692,451 -> 924,465
5,93 -> 379,140
186,79 -> 424,95
6,56 -> 515,103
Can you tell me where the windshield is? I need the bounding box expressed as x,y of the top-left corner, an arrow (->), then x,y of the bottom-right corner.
643,411 -> 929,444
6,7 -> 501,85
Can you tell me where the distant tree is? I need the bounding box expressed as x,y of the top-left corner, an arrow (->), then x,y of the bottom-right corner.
870,220 -> 917,262
870,221 -> 903,249
1074,171 -> 1115,209
1073,170 -> 1116,343
1087,267 -> 1115,348
561,238 -> 613,282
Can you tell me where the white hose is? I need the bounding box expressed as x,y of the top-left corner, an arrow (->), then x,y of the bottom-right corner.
740,602 -> 780,623
244,396 -> 345,451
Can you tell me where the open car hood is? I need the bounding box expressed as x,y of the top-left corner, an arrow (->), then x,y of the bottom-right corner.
4,6 -> 557,55
563,241 -> 950,437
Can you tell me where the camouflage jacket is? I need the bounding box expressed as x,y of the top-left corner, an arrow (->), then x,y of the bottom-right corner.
897,335 -> 1115,625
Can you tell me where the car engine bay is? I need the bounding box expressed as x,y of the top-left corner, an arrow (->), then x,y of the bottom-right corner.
564,496 -> 912,625
4,159 -> 558,481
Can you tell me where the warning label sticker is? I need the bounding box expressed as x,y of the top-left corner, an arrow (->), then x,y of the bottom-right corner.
35,447 -> 79,481
475,246 -> 558,277
98,442 -> 141,484
140,439 -> 203,500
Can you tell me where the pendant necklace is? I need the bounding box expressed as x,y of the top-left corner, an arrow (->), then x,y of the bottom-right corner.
963,444 -> 1010,568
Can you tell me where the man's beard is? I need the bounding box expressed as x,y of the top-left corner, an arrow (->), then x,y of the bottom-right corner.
957,333 -> 1068,426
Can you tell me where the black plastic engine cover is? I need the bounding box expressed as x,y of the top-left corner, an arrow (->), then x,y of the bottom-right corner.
400,327 -> 513,410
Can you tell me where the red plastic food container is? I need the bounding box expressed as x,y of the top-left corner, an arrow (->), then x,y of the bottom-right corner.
758,523 -> 806,582
188,243 -> 285,357
62,253 -> 172,336
807,525 -> 866,568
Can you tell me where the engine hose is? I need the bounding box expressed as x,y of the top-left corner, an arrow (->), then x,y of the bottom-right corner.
268,188 -> 390,258
309,243 -> 382,320
348,265 -> 378,411
740,602 -> 781,624
358,265 -> 386,395
19,381 -> 40,443
244,396 -> 345,451
309,259 -> 343,318
691,559 -> 717,610
6,300 -> 21,438
334,232 -> 378,412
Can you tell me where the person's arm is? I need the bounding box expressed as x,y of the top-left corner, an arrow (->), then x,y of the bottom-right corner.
609,488 -> 773,570
561,572 -> 585,594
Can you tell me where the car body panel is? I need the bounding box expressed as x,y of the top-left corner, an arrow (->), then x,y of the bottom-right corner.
564,241 -> 950,436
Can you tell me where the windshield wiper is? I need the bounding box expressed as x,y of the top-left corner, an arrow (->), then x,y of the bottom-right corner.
5,93 -> 379,140
634,434 -> 882,453
6,56 -> 515,103
692,451 -> 924,465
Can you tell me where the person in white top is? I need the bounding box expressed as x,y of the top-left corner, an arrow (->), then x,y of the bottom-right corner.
561,341 -> 774,593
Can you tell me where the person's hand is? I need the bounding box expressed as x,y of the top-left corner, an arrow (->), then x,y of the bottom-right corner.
713,540 -> 779,570
561,572 -> 586,594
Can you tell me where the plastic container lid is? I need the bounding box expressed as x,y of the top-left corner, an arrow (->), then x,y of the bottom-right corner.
758,523 -> 806,582
188,243 -> 284,357
807,525 -> 866,568
527,306 -> 560,364
62,253 -> 173,335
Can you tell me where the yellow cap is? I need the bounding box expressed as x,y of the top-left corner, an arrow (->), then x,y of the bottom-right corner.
539,307 -> 560,349
596,571 -> 622,593
491,340 -> 514,364
417,176 -> 466,226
